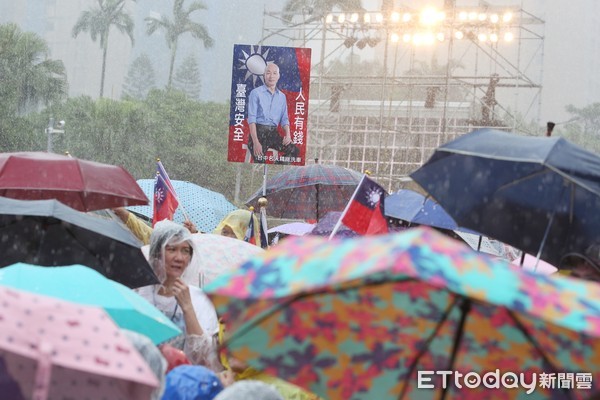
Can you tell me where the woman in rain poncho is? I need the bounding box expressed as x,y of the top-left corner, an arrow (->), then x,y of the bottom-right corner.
213,209 -> 262,247
136,220 -> 222,372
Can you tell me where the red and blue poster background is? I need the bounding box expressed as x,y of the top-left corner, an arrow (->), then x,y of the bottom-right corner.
228,44 -> 312,165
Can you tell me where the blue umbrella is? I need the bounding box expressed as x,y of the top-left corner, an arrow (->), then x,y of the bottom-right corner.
411,128 -> 600,266
128,179 -> 237,233
0,263 -> 181,345
385,189 -> 477,233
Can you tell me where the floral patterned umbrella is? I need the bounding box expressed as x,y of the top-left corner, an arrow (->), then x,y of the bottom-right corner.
205,227 -> 600,400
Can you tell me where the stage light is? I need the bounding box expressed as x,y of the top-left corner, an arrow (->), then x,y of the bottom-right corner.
356,39 -> 367,49
338,14 -> 346,23
390,32 -> 400,43
468,11 -> 478,21
504,31 -> 514,41
350,13 -> 359,23
458,11 -> 468,21
490,33 -> 499,42
420,7 -> 439,26
402,13 -> 412,22
478,13 -> 487,21
325,14 -> 333,24
375,13 -> 384,23
454,30 -> 464,40
503,12 -> 513,23
344,37 -> 357,48
436,32 -> 445,41
423,32 -> 435,45
403,33 -> 412,43
390,11 -> 400,23
364,13 -> 371,24
367,37 -> 380,47
490,13 -> 499,23
478,33 -> 487,42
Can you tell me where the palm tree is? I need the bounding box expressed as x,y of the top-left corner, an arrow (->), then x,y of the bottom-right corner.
145,0 -> 213,88
0,23 -> 67,114
282,0 -> 364,23
72,0 -> 135,98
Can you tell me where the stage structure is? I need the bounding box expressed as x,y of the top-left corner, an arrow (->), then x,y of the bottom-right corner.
252,2 -> 545,193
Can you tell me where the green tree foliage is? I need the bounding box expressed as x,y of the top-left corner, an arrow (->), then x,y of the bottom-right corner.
0,23 -> 67,151
72,0 -> 135,98
145,0 -> 213,88
122,53 -> 156,100
559,103 -> 600,154
172,55 -> 201,100
28,91 -> 240,200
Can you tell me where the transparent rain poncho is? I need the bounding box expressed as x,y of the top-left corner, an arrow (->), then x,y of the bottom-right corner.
121,329 -> 167,400
137,220 -> 223,372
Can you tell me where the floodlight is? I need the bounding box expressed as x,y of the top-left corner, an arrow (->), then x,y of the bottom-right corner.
390,32 -> 400,43
454,30 -> 464,40
350,13 -> 359,23
478,33 -> 487,42
504,31 -> 514,41
503,12 -> 513,23
325,14 -> 333,24
402,13 -> 412,22
338,14 -> 345,23
390,12 -> 400,23
490,13 -> 499,23
490,33 -> 499,42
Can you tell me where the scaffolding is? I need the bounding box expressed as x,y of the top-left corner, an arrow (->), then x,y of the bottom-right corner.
258,3 -> 545,191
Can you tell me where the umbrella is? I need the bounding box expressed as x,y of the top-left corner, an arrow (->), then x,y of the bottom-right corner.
511,253 -> 558,275
410,128 -> 600,266
245,164 -> 363,221
0,151 -> 148,211
0,196 -> 158,288
268,222 -> 315,236
205,227 -> 600,399
0,285 -> 158,400
309,211 -> 358,238
128,179 -> 237,233
0,263 -> 181,345
385,189 -> 476,233
142,233 -> 265,288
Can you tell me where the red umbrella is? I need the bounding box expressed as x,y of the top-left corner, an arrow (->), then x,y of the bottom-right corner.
0,152 -> 148,212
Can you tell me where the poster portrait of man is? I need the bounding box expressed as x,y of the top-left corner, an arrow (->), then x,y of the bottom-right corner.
228,44 -> 311,165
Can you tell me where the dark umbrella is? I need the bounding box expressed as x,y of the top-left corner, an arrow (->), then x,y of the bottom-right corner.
0,151 -> 148,212
410,128 -> 600,266
245,164 -> 362,221
309,211 -> 358,238
0,196 -> 158,288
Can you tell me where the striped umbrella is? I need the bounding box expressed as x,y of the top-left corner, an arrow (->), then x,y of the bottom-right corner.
246,164 -> 362,221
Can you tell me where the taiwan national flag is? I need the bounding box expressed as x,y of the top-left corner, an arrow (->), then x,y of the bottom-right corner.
152,164 -> 179,227
341,175 -> 388,235
243,210 -> 258,245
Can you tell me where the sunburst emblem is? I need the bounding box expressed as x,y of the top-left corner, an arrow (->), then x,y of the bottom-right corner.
238,45 -> 274,85
155,187 -> 165,203
366,187 -> 382,207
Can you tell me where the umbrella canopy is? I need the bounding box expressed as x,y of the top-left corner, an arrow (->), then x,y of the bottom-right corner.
0,151 -> 148,211
0,196 -> 158,288
141,233 -> 265,288
410,128 -> 600,266
385,189 -> 477,233
205,227 -> 600,400
245,164 -> 363,221
0,285 -> 158,400
0,263 -> 180,344
309,211 -> 358,238
128,179 -> 237,233
268,222 -> 315,236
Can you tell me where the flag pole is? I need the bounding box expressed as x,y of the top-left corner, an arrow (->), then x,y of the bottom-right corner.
328,174 -> 366,240
262,164 -> 267,196
156,158 -> 192,222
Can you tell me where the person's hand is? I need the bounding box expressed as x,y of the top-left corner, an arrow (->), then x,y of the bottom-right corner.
172,278 -> 193,311
183,220 -> 198,234
253,141 -> 264,158
227,356 -> 249,373
283,134 -> 292,145
112,207 -> 129,223
219,370 -> 236,387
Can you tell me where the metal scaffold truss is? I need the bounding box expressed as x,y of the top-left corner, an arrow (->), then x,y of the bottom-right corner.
259,3 -> 545,191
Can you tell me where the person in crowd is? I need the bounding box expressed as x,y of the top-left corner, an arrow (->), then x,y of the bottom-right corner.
560,243 -> 600,282
161,365 -> 234,400
136,220 -> 222,372
122,329 -> 167,400
113,207 -> 197,245
213,380 -> 284,400
247,62 -> 299,163
213,209 -> 262,247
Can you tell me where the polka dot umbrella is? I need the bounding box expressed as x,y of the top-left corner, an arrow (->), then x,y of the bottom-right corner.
128,179 -> 237,233
0,285 -> 159,400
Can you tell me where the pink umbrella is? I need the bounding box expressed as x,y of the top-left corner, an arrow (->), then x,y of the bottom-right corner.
511,253 -> 558,275
267,222 -> 315,236
0,285 -> 158,400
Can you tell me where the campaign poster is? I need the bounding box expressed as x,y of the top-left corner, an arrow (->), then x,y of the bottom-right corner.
228,44 -> 311,165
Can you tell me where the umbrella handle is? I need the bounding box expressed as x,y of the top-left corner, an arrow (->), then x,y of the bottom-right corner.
534,208 -> 557,271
